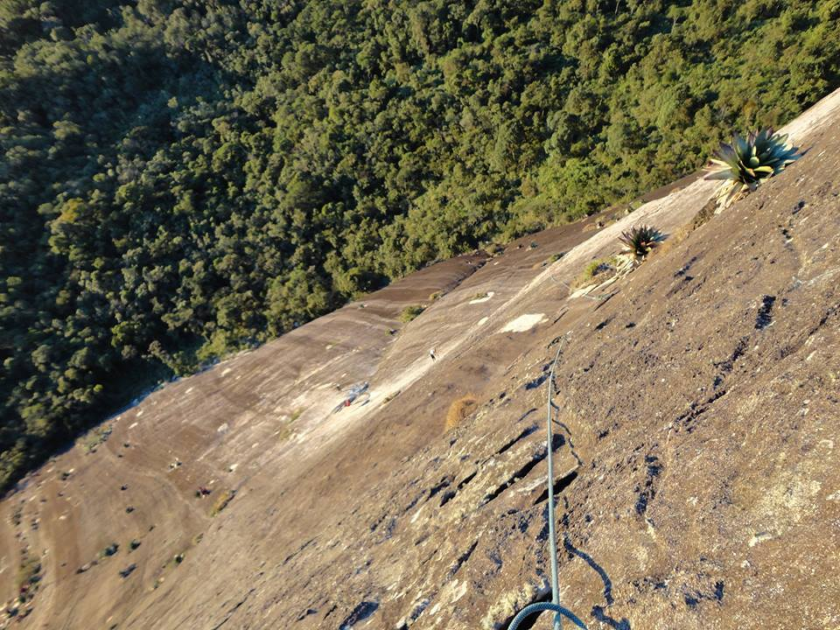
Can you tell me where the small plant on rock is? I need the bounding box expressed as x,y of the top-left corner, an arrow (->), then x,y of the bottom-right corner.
399,305 -> 425,323
79,424 -> 112,453
705,128 -> 800,208
210,490 -> 236,517
570,257 -> 618,291
617,225 -> 665,270
15,557 -> 41,593
444,394 -> 478,432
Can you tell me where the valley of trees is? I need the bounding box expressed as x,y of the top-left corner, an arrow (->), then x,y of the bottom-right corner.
1,0 -> 839,489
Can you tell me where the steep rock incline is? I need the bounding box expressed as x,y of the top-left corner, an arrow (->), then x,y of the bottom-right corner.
240,95 -> 839,630
0,205 -> 614,628
2,89 -> 839,630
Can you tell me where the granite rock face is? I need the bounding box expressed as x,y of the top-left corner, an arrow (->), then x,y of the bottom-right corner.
2,92 -> 840,630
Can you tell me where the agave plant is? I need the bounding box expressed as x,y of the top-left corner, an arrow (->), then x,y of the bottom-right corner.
618,225 -> 665,261
617,225 -> 665,270
705,128 -> 800,207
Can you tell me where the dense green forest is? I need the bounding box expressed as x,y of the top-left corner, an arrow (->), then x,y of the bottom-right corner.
1,0 -> 839,489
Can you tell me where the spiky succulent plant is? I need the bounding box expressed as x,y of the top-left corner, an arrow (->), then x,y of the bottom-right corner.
617,225 -> 665,267
705,128 -> 800,206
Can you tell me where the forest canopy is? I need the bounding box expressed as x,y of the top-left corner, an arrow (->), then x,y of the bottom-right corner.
2,0 -> 839,489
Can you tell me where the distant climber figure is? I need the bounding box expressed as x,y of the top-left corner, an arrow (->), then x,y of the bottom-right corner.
429,347 -> 436,361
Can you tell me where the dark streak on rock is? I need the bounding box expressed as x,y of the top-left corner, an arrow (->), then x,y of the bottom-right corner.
482,449 -> 547,505
524,373 -> 549,390
427,477 -> 452,500
533,471 -> 578,505
457,471 -> 477,490
595,317 -> 612,331
296,608 -> 317,621
283,538 -> 316,566
674,256 -> 698,278
439,490 -> 456,506
211,588 -> 256,630
517,408 -> 538,423
635,455 -> 662,516
448,540 -> 478,577
755,295 -> 776,330
338,601 -> 379,629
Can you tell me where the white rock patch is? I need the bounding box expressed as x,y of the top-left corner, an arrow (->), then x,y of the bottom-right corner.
451,580 -> 468,603
469,291 -> 494,304
499,313 -> 546,333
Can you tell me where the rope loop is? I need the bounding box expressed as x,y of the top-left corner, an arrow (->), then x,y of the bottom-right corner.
508,602 -> 588,630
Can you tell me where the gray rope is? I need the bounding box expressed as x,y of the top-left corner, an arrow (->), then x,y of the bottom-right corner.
504,328 -> 590,630
508,602 -> 588,630
546,343 -> 565,630
508,342 -> 588,630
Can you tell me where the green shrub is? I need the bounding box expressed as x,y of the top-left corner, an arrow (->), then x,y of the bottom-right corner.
399,305 -> 425,323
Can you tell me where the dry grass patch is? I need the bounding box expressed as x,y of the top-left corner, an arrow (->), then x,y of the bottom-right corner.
569,257 -> 618,291
210,489 -> 236,516
445,394 -> 478,432
647,202 -> 714,263
382,390 -> 401,405
646,226 -> 689,261
690,198 -> 718,231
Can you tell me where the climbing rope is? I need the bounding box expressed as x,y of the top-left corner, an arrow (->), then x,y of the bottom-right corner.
511,253 -> 635,628
508,342 -> 588,630
508,602 -> 587,630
